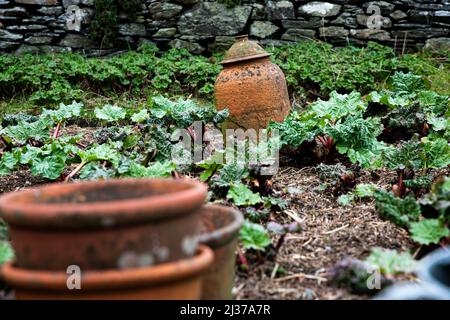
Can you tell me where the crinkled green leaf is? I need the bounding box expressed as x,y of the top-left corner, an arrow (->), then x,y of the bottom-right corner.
130,109 -> 149,123
94,104 -> 126,122
0,241 -> 14,265
126,161 -> 175,178
374,190 -> 421,228
239,220 -> 271,251
311,91 -> 367,121
227,182 -> 262,206
365,247 -> 416,275
410,219 -> 450,245
30,155 -> 65,180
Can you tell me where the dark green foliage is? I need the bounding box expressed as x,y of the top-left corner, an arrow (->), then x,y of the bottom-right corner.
270,41 -> 397,96
374,190 -> 421,228
90,0 -> 118,47
90,0 -> 142,47
217,0 -> 241,8
0,45 -> 219,103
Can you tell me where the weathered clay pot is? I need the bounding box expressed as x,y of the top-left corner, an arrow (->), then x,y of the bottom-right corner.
0,178 -> 207,270
1,245 -> 213,300
197,204 -> 243,300
215,35 -> 291,131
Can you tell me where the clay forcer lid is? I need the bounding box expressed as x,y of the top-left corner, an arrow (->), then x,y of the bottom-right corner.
220,35 -> 271,65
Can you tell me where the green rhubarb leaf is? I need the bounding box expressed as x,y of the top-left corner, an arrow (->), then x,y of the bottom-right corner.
227,182 -> 263,206
0,151 -> 19,175
131,109 -> 149,123
0,241 -> 14,265
410,219 -> 450,245
94,104 -> 126,122
239,220 -> 271,251
78,144 -> 120,167
30,155 -> 65,180
374,190 -> 421,228
365,247 -> 416,275
126,161 -> 175,178
43,101 -> 83,123
311,91 -> 367,121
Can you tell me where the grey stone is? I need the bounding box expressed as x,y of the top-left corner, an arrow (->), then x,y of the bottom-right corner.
63,8 -> 94,29
266,1 -> 295,20
25,36 -> 54,45
22,16 -> 55,24
81,0 -> 94,5
362,2 -> 395,15
6,24 -> 47,32
178,2 -> 252,36
0,16 -> 20,23
350,29 -> 391,41
15,0 -> 59,4
0,29 -> 23,41
251,4 -> 266,20
15,44 -> 40,55
37,6 -> 64,15
357,14 -> 392,28
62,0 -> 80,8
390,10 -> 407,20
118,23 -> 146,36
342,5 -> 364,15
146,18 -> 177,30
138,38 -> 156,47
153,28 -> 177,37
259,39 -> 291,47
180,35 -> 211,42
40,45 -> 72,53
281,29 -> 316,41
392,28 -> 449,39
281,18 -> 324,29
319,26 -> 349,38
173,0 -> 198,3
299,2 -> 342,17
408,10 -> 431,23
434,10 -> 450,22
168,39 -> 204,54
148,2 -> 183,20
0,7 -> 27,16
59,34 -> 96,48
0,0 -> 11,7
208,35 -> 235,52
424,37 -> 450,52
0,41 -> 18,50
250,21 -> 278,39
331,12 -> 358,28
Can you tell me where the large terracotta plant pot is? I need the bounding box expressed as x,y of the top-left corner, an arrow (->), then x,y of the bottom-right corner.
215,35 -> 291,131
1,245 -> 213,300
197,204 -> 243,300
0,178 -> 207,270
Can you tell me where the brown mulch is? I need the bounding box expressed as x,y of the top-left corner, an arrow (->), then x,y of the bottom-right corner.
234,166 -> 433,300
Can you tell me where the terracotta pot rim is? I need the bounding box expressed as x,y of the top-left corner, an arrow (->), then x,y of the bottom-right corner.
0,178 -> 207,229
198,204 -> 244,248
1,245 -> 213,292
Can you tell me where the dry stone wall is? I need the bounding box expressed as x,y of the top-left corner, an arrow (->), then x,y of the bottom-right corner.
1,0 -> 449,55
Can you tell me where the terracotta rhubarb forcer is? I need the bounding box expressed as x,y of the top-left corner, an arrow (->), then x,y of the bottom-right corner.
0,178 -> 207,270
197,204 -> 243,300
215,35 -> 291,131
1,245 -> 213,300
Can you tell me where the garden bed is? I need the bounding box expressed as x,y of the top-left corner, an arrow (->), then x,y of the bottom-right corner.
0,40 -> 449,300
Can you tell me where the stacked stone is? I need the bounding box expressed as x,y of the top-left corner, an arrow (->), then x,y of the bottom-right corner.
1,0 -> 449,55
